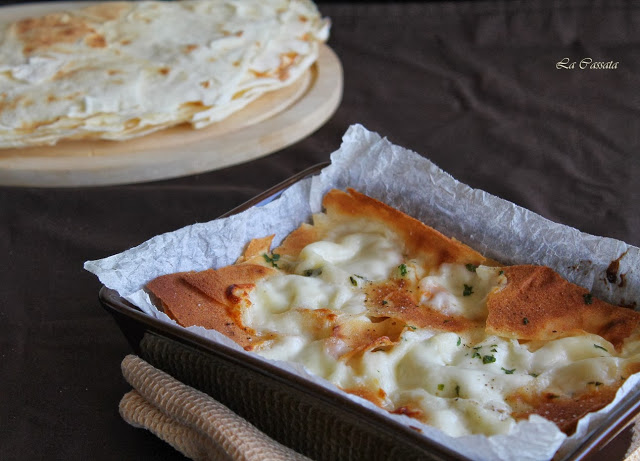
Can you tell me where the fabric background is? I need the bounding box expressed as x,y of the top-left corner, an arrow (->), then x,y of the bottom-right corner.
1,1 -> 639,459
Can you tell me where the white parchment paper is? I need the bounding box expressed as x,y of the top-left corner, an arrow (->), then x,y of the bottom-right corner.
85,124 -> 640,461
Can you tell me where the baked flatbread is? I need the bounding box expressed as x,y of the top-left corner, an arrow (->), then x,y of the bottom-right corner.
0,0 -> 328,147
146,188 -> 640,437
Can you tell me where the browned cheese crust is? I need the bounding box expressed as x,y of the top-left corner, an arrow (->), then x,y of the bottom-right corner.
272,223 -> 318,259
364,279 -> 485,334
487,265 -> 640,350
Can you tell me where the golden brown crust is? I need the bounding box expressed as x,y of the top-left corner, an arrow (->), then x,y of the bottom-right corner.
146,264 -> 275,349
486,265 -> 640,350
235,235 -> 274,264
339,385 -> 389,408
181,264 -> 275,306
146,272 -> 254,348
294,308 -> 340,338
323,188 -> 489,266
332,317 -> 406,362
15,14 -> 96,55
364,280 -> 483,333
508,384 -> 620,434
272,223 -> 318,259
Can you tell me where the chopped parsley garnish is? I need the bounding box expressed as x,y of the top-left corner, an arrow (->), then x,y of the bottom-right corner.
482,355 -> 496,364
303,268 -> 322,277
437,384 -> 445,391
473,346 -> 482,350
583,293 -> 593,305
263,253 -> 280,267
382,300 -> 388,305
472,352 -> 481,359
523,317 -> 529,325
594,344 -> 608,352
457,337 -> 461,346
398,264 -> 408,277
498,270 -> 504,275
501,367 -> 515,374
349,276 -> 358,286
491,348 -> 498,353
529,372 -> 539,378
463,284 -> 474,296
407,325 -> 417,330
465,263 -> 478,272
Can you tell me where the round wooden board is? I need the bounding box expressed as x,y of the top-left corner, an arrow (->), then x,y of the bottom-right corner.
0,2 -> 343,187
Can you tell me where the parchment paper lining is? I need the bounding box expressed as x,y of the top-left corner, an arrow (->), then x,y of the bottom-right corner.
85,124 -> 640,461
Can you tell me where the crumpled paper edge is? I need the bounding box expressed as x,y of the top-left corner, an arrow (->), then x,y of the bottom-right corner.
85,123 -> 640,461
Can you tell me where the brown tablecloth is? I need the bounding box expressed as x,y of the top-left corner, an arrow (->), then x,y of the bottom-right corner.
1,1 -> 639,459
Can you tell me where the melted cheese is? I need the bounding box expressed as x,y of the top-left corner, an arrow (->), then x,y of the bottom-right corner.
419,264 -> 502,319
240,227 -> 640,437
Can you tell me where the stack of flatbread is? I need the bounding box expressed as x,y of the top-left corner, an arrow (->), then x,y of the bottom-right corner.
0,0 -> 329,148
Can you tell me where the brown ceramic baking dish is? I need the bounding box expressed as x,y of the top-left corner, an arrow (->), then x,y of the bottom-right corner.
99,163 -> 640,461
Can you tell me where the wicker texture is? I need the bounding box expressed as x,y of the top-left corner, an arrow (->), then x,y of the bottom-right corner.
120,355 -> 311,461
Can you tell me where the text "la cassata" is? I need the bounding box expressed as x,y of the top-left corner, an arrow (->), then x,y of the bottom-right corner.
556,58 -> 619,70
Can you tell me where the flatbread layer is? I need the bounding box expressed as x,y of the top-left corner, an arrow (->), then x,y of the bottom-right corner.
147,264 -> 276,348
487,265 -> 640,349
0,0 -> 329,147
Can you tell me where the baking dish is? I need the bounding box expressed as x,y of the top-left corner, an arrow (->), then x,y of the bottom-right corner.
99,162 -> 640,461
